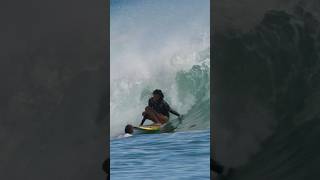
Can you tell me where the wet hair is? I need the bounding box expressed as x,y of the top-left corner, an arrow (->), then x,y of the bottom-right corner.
152,89 -> 164,99
125,124 -> 133,134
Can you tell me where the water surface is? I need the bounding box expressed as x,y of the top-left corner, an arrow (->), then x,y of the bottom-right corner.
111,130 -> 210,180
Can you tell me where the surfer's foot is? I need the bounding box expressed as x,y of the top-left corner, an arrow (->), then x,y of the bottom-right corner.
151,123 -> 162,126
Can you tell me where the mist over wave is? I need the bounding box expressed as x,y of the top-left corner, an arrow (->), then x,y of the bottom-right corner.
110,0 -> 210,137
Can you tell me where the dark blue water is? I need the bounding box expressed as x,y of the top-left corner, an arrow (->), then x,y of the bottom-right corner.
110,130 -> 210,180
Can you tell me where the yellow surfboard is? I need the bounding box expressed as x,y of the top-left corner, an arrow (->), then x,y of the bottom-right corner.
134,124 -> 161,132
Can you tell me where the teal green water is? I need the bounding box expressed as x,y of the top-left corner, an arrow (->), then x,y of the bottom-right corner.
111,130 -> 210,180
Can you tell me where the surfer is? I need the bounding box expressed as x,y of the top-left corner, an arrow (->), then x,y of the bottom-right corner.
140,89 -> 181,126
118,124 -> 134,138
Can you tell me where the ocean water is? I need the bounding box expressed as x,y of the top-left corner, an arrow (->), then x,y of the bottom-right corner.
213,2 -> 320,179
110,129 -> 210,180
110,0 -> 210,137
110,1 -> 210,179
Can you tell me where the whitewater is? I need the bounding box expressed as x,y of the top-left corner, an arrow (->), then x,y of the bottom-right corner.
110,0 -> 210,137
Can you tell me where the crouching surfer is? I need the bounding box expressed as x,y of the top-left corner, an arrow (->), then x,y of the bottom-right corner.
140,89 -> 181,126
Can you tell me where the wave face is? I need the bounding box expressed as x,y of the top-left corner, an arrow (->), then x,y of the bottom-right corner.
213,2 -> 320,179
110,0 -> 210,137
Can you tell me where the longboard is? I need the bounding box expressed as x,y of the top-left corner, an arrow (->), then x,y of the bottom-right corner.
132,117 -> 182,134
133,124 -> 161,133
134,125 -> 161,131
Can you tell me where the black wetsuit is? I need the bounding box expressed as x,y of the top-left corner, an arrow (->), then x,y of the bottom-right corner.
148,98 -> 180,118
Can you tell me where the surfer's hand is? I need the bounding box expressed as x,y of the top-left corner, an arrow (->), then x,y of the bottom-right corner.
178,115 -> 184,120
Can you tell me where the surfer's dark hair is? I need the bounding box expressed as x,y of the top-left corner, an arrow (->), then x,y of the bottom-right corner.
125,124 -> 133,134
153,89 -> 164,98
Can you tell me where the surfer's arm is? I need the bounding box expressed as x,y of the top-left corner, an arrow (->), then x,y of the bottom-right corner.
165,101 -> 180,117
148,98 -> 154,107
140,118 -> 146,126
169,109 -> 180,117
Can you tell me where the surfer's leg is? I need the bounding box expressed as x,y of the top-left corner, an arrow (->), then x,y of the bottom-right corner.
145,106 -> 168,124
144,106 -> 161,124
155,113 -> 168,124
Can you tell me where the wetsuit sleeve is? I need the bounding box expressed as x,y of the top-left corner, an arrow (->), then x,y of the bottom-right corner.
166,102 -> 180,117
148,98 -> 152,107
169,109 -> 180,117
